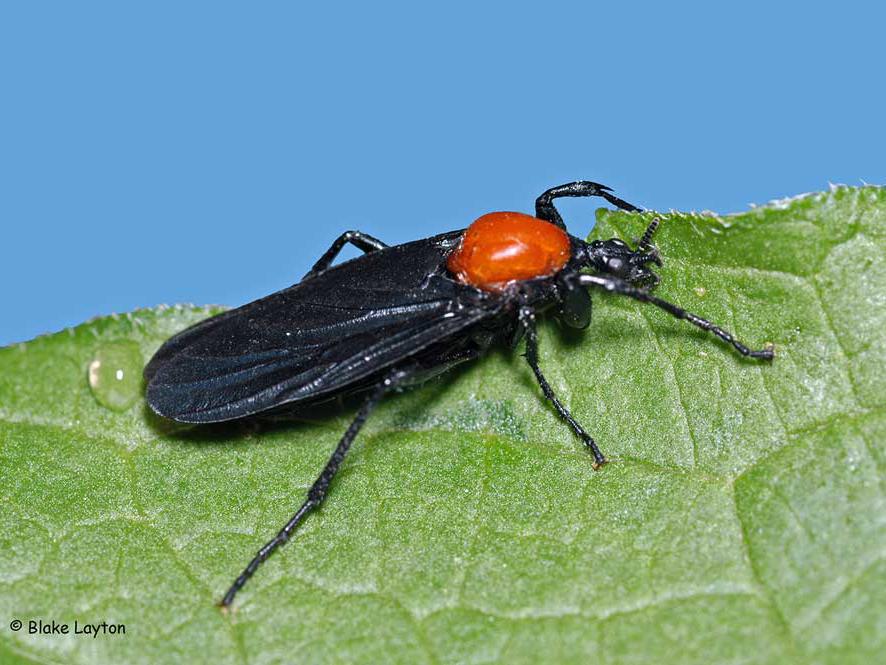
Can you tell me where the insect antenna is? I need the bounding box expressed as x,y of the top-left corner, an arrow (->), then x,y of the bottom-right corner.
637,216 -> 661,252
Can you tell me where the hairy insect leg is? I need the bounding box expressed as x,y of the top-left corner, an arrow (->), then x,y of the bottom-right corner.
303,230 -> 389,279
535,181 -> 642,229
518,306 -> 607,467
577,274 -> 775,359
219,367 -> 408,608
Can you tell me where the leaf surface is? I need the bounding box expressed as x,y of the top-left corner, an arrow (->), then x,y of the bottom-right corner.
1,186 -> 884,664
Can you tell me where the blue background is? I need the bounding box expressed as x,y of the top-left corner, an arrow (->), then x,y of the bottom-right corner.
2,2 -> 883,346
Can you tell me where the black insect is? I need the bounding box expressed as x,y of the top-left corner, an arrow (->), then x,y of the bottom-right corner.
144,181 -> 773,607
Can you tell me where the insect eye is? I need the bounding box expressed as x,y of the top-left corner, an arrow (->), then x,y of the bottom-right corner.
559,283 -> 592,329
606,257 -> 625,273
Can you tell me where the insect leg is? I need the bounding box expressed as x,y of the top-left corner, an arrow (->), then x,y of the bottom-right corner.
535,181 -> 642,229
303,230 -> 389,279
577,274 -> 775,359
518,306 -> 607,467
219,367 -> 409,608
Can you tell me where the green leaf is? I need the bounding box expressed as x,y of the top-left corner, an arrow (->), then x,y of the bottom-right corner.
2,186 -> 884,665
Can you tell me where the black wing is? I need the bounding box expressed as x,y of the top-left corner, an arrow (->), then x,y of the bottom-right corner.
145,231 -> 500,423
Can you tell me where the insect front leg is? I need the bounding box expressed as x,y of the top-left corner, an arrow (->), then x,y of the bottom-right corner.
219,366 -> 410,608
535,181 -> 642,229
577,274 -> 775,359
303,230 -> 389,279
518,306 -> 607,467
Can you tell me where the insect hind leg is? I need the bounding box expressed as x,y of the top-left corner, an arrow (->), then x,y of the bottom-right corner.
303,230 -> 388,279
219,366 -> 410,608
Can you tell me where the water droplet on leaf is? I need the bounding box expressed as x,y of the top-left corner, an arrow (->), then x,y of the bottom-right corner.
87,341 -> 142,411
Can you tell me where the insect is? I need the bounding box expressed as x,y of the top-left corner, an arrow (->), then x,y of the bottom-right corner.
144,181 -> 774,607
